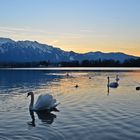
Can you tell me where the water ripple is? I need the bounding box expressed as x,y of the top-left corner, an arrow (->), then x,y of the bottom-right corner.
0,70 -> 140,139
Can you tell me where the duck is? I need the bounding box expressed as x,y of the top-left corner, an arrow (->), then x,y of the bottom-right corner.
136,87 -> 140,90
75,84 -> 79,88
27,92 -> 60,111
107,76 -> 119,88
66,73 -> 69,77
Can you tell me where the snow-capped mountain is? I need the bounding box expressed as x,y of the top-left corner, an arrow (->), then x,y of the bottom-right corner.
0,38 -> 138,63
0,38 -> 68,62
0,37 -> 14,46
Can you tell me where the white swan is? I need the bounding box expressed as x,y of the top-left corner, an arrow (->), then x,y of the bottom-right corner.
27,92 -> 60,111
107,76 -> 119,88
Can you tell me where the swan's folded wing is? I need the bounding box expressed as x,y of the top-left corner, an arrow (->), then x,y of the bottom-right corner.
34,94 -> 53,110
52,102 -> 60,108
50,99 -> 60,109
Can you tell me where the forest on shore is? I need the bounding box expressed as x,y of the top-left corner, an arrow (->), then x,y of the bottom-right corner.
0,58 -> 140,68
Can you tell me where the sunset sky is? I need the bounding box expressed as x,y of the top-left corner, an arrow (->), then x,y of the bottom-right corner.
0,0 -> 140,56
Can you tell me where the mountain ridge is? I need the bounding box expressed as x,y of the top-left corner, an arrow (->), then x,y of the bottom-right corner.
0,37 -> 139,63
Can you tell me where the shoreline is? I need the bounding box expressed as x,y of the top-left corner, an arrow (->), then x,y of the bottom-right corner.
0,67 -> 140,71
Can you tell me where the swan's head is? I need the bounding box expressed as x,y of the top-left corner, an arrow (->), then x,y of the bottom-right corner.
27,92 -> 34,97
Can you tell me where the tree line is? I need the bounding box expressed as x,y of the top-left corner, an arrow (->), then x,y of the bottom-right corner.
0,58 -> 140,68
60,58 -> 140,67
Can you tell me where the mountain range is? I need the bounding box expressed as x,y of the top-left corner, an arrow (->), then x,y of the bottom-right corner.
0,37 -> 139,63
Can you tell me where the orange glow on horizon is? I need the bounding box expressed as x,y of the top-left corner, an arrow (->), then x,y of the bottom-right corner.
57,44 -> 140,57
63,49 -> 140,57
9,35 -> 140,57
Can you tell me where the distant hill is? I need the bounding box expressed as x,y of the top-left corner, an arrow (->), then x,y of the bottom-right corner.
0,37 -> 139,63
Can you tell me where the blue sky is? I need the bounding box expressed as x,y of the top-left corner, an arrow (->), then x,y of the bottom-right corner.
0,0 -> 140,55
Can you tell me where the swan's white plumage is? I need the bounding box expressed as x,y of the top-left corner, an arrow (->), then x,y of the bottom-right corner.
34,94 -> 50,110
28,92 -> 59,111
107,76 -> 119,88
108,82 -> 119,88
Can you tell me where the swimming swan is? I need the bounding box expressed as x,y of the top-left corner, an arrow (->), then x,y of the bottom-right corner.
27,92 -> 60,111
107,77 -> 119,88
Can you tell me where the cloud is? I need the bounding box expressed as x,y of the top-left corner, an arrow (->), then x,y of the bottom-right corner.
0,26 -> 50,35
0,26 -> 30,33
80,29 -> 96,33
51,40 -> 59,43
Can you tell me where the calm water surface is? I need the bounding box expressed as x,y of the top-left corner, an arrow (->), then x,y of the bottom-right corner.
0,69 -> 140,140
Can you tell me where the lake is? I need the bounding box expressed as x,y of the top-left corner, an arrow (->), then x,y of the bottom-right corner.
0,68 -> 140,140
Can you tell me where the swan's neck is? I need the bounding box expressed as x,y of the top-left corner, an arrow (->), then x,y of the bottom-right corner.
29,94 -> 34,110
108,77 -> 110,86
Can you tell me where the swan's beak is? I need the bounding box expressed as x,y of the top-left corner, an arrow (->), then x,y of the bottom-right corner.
27,92 -> 33,97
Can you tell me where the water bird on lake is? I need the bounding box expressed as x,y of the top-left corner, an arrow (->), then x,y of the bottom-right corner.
107,76 -> 119,88
136,87 -> 140,90
116,75 -> 119,82
75,84 -> 79,88
66,73 -> 69,77
27,92 -> 60,112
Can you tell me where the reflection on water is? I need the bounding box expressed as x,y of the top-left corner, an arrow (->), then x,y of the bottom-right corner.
107,85 -> 119,96
36,111 -> 57,124
0,69 -> 140,140
28,110 -> 36,127
28,110 -> 57,127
